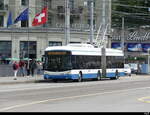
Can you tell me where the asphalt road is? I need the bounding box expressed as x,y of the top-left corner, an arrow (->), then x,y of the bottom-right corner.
0,76 -> 150,112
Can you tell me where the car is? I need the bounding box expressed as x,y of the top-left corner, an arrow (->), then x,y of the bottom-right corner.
129,63 -> 138,74
124,64 -> 132,76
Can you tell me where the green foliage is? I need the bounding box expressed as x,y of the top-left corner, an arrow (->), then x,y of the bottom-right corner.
126,57 -> 146,61
112,0 -> 150,28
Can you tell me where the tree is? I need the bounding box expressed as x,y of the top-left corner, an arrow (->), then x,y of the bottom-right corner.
112,0 -> 150,28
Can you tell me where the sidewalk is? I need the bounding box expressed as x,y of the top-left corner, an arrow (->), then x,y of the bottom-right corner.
0,75 -> 44,85
0,74 -> 150,85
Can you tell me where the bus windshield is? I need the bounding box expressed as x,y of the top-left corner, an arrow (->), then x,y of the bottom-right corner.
44,51 -> 72,72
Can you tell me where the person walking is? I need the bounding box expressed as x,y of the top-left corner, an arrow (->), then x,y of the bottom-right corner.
37,61 -> 43,75
30,59 -> 37,77
19,60 -> 25,77
13,61 -> 19,80
25,61 -> 30,77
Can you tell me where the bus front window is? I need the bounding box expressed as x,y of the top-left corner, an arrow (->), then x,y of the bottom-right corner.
45,54 -> 72,72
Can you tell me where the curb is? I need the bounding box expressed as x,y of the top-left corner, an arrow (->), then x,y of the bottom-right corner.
0,77 -> 45,85
0,75 -> 150,85
0,80 -> 39,85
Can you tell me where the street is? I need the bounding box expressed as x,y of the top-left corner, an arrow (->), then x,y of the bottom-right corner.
0,75 -> 150,112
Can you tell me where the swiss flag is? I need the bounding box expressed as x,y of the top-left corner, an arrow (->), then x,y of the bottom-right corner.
32,7 -> 48,26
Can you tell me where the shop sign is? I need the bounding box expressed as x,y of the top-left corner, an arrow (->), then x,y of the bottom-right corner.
112,32 -> 150,41
127,32 -> 150,41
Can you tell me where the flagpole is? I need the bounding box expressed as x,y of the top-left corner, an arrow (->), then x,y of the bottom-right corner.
65,0 -> 70,45
11,25 -> 13,60
45,1 -> 49,49
27,1 -> 30,71
7,11 -> 13,60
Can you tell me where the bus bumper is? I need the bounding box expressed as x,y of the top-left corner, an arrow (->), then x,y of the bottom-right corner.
44,74 -> 73,80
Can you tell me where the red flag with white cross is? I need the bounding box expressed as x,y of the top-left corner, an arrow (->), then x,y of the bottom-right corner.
32,7 -> 48,26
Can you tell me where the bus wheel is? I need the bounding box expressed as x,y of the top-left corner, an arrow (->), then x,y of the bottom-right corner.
78,72 -> 83,82
52,79 -> 58,82
97,71 -> 101,81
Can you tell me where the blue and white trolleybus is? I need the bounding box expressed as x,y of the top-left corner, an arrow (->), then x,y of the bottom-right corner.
42,44 -> 125,82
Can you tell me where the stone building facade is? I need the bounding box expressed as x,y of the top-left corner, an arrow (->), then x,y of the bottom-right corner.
0,0 -> 111,63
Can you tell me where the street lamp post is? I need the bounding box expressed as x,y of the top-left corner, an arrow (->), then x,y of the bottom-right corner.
84,0 -> 94,45
89,0 -> 94,45
101,0 -> 106,77
65,0 -> 70,45
121,17 -> 125,51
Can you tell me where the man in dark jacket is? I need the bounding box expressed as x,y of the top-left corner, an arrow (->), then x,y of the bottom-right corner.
30,59 -> 37,77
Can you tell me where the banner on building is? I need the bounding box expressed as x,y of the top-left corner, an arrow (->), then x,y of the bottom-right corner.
112,43 -> 150,53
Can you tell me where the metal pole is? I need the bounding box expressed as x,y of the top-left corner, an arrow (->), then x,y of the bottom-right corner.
148,49 -> 150,74
90,0 -> 94,45
108,0 -> 112,48
102,0 -> 106,28
45,0 -> 49,49
121,17 -> 125,51
101,0 -> 106,77
65,0 -> 70,45
27,0 -> 30,70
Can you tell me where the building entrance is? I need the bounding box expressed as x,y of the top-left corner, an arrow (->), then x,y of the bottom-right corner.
20,41 -> 37,59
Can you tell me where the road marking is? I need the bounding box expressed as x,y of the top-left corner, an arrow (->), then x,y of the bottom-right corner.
138,96 -> 150,103
1,86 -> 150,111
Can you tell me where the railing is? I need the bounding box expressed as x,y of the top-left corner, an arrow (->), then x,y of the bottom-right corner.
0,27 -> 97,33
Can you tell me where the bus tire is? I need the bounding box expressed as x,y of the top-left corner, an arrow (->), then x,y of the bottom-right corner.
52,79 -> 58,82
78,72 -> 83,82
97,71 -> 101,81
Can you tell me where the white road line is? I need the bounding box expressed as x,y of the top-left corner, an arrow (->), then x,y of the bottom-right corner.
138,96 -> 150,103
1,86 -> 150,112
0,77 -> 150,93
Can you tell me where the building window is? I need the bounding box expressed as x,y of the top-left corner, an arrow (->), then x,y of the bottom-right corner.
0,41 -> 11,64
0,16 -> 4,27
48,0 -> 52,9
21,20 -> 28,27
49,41 -> 62,47
48,15 -> 52,27
87,0 -> 96,9
70,42 -> 81,44
20,41 -> 37,59
21,0 -> 29,6
70,0 -> 74,10
87,19 -> 95,26
0,0 -> 4,10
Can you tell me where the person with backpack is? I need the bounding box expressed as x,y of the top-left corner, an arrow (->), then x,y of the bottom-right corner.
13,61 -> 19,80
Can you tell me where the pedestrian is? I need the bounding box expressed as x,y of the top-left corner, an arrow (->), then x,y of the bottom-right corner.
30,59 -> 37,77
37,61 -> 42,75
25,61 -> 30,77
19,60 -> 25,77
12,61 -> 19,80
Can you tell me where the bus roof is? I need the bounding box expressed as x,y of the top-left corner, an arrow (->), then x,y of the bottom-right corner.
45,44 -> 124,56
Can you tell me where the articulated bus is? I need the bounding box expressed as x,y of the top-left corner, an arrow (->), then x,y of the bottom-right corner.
42,44 -> 125,82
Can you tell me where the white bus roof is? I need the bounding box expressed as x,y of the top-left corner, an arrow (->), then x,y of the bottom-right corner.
45,44 -> 124,56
